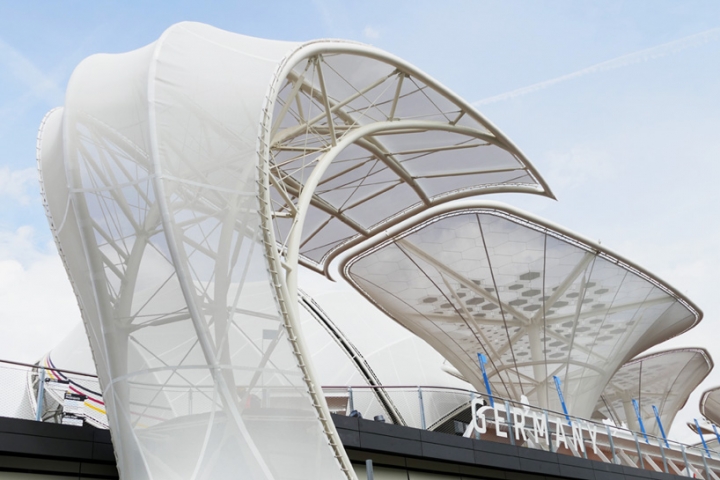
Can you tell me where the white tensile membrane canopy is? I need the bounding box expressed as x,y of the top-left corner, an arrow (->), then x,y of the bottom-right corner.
37,22 -> 551,480
264,34 -> 553,276
343,203 -> 702,420
593,348 -> 712,438
33,285 -> 473,431
700,386 -> 720,427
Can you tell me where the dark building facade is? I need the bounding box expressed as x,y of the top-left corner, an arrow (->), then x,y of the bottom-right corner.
0,414 -> 692,480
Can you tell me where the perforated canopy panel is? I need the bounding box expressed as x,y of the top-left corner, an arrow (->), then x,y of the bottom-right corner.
593,349 -> 712,437
343,205 -> 702,419
700,387 -> 720,427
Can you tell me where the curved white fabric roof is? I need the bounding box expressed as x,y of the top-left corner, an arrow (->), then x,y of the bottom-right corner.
593,348 -> 712,437
36,24 -> 342,480
38,22 -> 552,480
40,286 -> 474,432
700,386 -> 720,426
263,37 -> 553,274
342,203 -> 702,419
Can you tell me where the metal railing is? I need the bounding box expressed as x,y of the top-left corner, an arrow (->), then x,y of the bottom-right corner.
1,358 -> 718,479
0,358 -> 105,428
323,385 -> 720,479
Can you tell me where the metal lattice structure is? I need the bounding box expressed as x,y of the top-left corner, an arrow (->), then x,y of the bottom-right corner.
342,203 -> 702,419
594,348 -> 712,437
36,22 -> 552,480
260,41 -> 553,277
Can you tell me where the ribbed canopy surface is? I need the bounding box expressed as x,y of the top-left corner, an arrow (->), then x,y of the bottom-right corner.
344,206 -> 701,419
701,387 -> 720,427
264,44 -> 552,273
594,349 -> 712,437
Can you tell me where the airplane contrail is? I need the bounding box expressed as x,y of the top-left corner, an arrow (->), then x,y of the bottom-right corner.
473,27 -> 720,106
0,36 -> 63,105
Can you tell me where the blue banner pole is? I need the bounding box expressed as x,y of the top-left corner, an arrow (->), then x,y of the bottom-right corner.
632,399 -> 649,444
652,405 -> 669,448
695,419 -> 711,457
712,423 -> 720,448
477,353 -> 494,407
553,376 -> 571,425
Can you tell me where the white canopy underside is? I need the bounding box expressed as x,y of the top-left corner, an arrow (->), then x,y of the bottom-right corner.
700,387 -> 720,427
264,41 -> 552,274
343,205 -> 701,419
594,348 -> 712,437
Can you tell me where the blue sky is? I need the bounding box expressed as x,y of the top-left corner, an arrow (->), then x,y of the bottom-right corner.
1,1 -> 719,440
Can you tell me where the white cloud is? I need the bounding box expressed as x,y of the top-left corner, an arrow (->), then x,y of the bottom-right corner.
311,0 -> 353,38
0,36 -> 63,106
363,25 -> 380,40
542,147 -> 616,190
0,167 -> 38,206
0,226 -> 81,364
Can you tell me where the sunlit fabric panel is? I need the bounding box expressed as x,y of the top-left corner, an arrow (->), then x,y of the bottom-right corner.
37,285 -> 476,434
344,207 -> 701,419
700,387 -> 720,427
593,348 -> 712,437
266,48 -> 553,272
38,22 -> 345,480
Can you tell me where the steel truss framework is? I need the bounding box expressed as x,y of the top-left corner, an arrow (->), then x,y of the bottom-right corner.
259,41 -> 553,277
257,40 -> 554,478
36,22 -> 555,480
594,348 -> 712,437
342,203 -> 702,420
